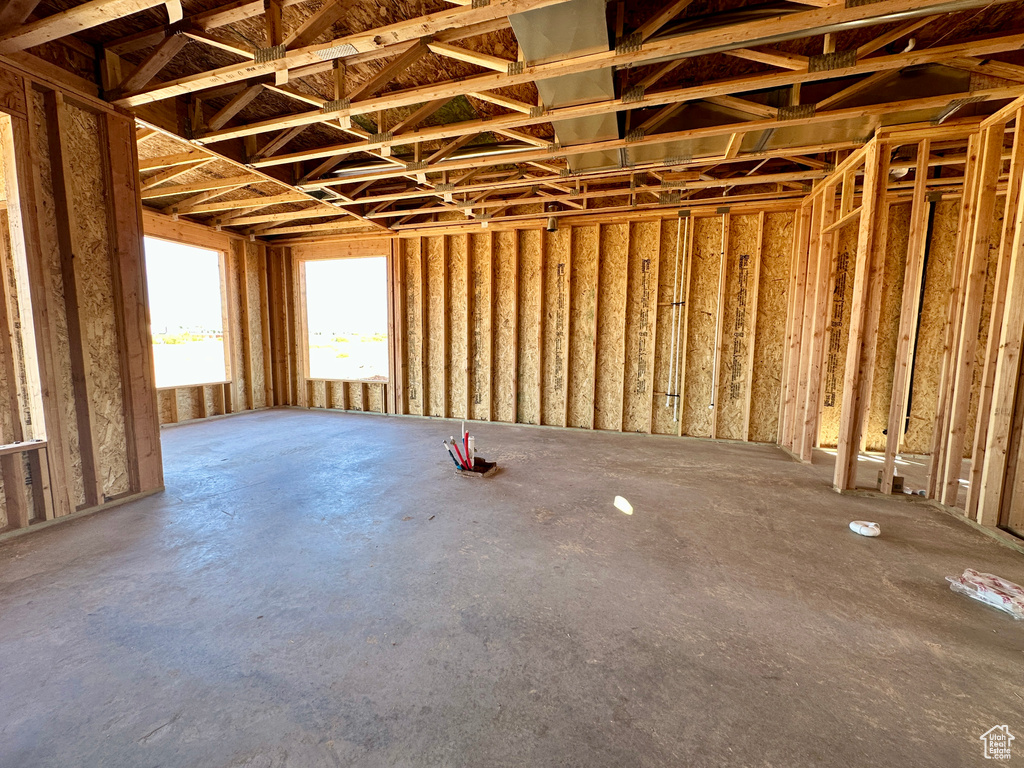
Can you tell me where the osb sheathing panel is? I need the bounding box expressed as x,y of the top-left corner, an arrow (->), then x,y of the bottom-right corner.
594,223 -> 628,431
468,233 -> 490,422
715,214 -> 759,441
176,387 -> 202,422
541,228 -> 570,427
964,194 -> 1005,458
682,216 -> 724,438
346,381 -> 363,411
567,225 -> 598,430
652,218 -> 681,436
492,231 -> 517,424
864,202 -> 911,452
817,221 -> 858,448
622,221 -> 660,434
65,102 -> 131,499
403,239 -> 425,416
310,380 -> 326,409
425,236 -> 445,418
749,212 -> 793,443
448,234 -> 468,419
385,208 -> 796,443
227,245 -> 246,406
245,242 -> 267,409
367,382 -> 384,414
32,91 -> 84,508
517,229 -> 541,425
157,389 -> 174,425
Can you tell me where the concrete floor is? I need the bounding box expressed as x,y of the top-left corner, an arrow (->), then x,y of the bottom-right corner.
2,410 -> 1023,767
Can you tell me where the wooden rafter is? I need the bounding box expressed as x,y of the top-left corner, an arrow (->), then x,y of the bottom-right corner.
0,0 -> 174,54
197,25 -> 1024,151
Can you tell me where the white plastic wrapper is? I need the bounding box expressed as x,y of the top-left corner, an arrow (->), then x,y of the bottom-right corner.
947,569 -> 1024,620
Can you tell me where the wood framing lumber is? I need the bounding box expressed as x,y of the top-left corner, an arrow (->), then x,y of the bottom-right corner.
114,0 -> 572,105
834,138 -> 888,491
0,0 -> 172,54
205,28 -> 1024,152
880,139 -> 930,494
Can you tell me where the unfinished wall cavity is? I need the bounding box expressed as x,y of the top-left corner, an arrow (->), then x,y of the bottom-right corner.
288,209 -> 793,442
1,63 -> 162,536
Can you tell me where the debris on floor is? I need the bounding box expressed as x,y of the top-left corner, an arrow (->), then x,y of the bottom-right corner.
849,521 -> 881,537
947,569 -> 1024,620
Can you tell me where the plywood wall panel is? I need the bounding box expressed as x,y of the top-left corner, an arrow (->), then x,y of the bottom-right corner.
517,229 -> 541,425
448,234 -> 468,419
748,212 -> 793,442
31,90 -> 84,508
594,223 -> 628,431
682,216 -> 723,438
818,222 -> 858,448
402,239 -> 424,415
652,218 -> 681,436
622,221 -> 660,433
65,102 -> 131,499
541,228 -> 570,427
493,231 -> 517,423
425,236 -> 446,418
865,202 -> 911,452
245,241 -> 267,409
903,201 -> 958,453
469,233 -> 490,422
716,214 -> 759,441
567,225 -> 598,429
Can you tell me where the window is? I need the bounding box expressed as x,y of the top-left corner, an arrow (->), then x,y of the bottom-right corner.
305,257 -> 388,381
143,237 -> 228,388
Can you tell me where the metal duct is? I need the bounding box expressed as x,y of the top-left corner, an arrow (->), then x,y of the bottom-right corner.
510,0 -> 619,173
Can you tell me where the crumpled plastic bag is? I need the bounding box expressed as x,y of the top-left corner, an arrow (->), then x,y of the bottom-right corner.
947,569 -> 1024,620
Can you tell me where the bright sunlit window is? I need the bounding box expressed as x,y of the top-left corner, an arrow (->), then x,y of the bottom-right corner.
305,257 -> 388,381
143,237 -> 227,388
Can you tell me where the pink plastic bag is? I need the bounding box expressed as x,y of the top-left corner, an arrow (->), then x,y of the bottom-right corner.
947,569 -> 1024,620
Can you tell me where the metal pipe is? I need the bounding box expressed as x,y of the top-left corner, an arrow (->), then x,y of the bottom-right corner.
673,215 -> 690,423
665,216 -> 684,408
709,213 -> 727,411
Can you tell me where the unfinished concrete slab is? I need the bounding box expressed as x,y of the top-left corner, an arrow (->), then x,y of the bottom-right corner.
1,409 -> 1022,767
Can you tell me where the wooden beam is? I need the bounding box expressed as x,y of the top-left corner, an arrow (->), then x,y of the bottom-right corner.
284,0 -> 347,49
834,138 -> 888,490
392,98 -> 450,134
139,158 -> 215,190
633,0 -> 694,42
216,32 -> 1024,152
0,0 -> 42,34
940,124 -> 1004,505
45,92 -> 103,508
816,70 -> 892,111
856,15 -> 936,58
427,41 -> 512,73
977,115 -> 1024,524
742,211 -> 765,440
346,42 -> 427,103
206,84 -> 264,131
118,0 -> 1006,107
880,139 -> 930,494
140,174 -> 255,199
703,94 -> 778,119
725,47 -> 809,71
117,0 -> 566,105
0,0 -> 170,54
469,91 -> 534,114
114,33 -> 189,94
